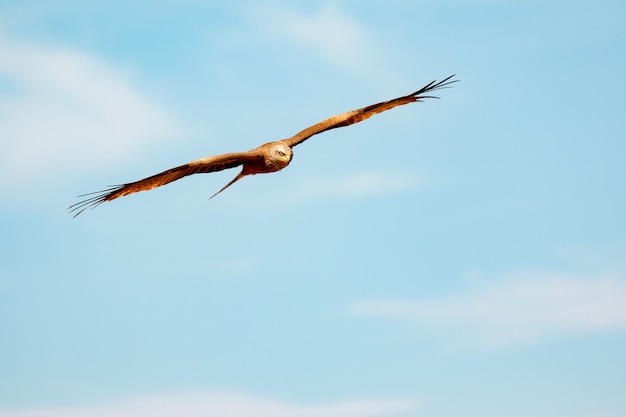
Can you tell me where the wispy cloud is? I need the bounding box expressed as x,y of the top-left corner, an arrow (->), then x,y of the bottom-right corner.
0,31 -> 181,194
247,4 -> 397,84
348,273 -> 626,347
294,170 -> 422,202
0,391 -> 419,417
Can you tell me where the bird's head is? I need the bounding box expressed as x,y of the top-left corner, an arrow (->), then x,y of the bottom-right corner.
266,142 -> 293,171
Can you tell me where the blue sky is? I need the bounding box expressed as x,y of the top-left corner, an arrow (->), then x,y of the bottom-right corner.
1,1 -> 625,416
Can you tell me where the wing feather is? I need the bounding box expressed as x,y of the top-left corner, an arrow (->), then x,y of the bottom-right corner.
283,75 -> 458,148
68,151 -> 259,217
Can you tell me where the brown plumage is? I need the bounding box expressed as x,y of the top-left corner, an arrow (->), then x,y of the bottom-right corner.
69,75 -> 457,217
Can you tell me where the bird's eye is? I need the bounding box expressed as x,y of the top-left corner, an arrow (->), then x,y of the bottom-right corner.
278,151 -> 286,157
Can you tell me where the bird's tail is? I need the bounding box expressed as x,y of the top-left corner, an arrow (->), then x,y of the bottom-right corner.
209,170 -> 247,199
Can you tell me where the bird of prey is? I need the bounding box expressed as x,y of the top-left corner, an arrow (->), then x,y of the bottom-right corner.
69,75 -> 457,217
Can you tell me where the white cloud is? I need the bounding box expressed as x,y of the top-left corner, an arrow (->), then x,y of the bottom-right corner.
0,391 -> 419,417
348,273 -> 626,347
0,31 -> 181,193
294,170 -> 422,201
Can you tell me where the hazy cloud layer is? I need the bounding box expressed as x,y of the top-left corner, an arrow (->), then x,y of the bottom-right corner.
349,273 -> 626,347
0,392 -> 418,417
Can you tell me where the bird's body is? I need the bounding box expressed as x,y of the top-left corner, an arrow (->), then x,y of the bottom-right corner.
70,75 -> 457,217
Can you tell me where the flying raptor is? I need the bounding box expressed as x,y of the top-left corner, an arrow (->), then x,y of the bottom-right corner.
69,75 -> 457,217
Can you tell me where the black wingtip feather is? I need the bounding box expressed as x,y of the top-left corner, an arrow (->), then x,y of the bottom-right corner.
411,74 -> 459,99
68,185 -> 124,218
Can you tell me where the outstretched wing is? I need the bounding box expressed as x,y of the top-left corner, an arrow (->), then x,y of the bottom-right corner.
68,151 -> 259,217
283,75 -> 458,148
